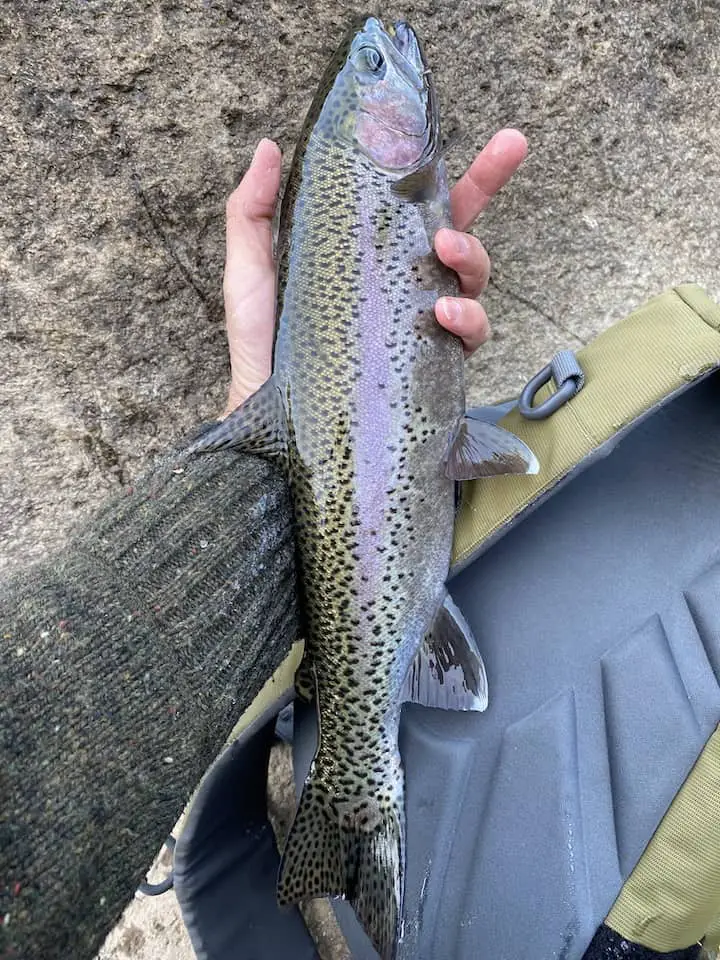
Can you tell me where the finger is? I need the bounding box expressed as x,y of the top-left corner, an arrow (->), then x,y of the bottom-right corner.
436,297 -> 491,355
224,138 -> 282,282
435,228 -> 490,298
223,139 -> 282,410
451,128 -> 528,232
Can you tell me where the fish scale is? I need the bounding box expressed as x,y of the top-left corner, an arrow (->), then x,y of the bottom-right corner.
188,16 -> 538,959
280,144 -> 456,784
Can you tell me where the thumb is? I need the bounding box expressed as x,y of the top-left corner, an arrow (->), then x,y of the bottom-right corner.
223,139 -> 283,412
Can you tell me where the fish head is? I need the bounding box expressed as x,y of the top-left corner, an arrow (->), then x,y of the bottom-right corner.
315,16 -> 439,173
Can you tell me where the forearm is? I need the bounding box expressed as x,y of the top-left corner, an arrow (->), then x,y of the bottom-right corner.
0,441 -> 298,960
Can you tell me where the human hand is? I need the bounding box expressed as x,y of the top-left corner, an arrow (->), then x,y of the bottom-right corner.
221,129 -> 528,415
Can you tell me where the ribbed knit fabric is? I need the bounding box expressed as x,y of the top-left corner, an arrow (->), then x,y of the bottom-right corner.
0,433 -> 298,960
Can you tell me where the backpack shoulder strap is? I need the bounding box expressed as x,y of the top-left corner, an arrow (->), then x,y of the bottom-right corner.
452,284 -> 720,572
605,721 -> 720,953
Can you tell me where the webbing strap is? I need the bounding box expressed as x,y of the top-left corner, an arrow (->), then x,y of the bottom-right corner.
452,284 -> 720,569
606,724 -> 720,952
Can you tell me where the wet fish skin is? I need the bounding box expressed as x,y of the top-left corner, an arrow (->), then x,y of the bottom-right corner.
273,24 -> 461,958
189,16 -> 536,958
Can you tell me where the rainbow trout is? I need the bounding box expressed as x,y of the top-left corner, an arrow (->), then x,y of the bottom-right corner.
191,16 -> 537,958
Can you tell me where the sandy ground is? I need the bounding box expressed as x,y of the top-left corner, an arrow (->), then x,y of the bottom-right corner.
97,885 -> 190,960
96,819 -> 192,959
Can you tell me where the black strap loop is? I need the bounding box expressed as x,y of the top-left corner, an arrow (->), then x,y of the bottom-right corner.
518,350 -> 585,420
137,835 -> 176,896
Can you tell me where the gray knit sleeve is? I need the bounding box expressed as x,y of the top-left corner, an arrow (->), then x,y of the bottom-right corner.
0,438 -> 299,960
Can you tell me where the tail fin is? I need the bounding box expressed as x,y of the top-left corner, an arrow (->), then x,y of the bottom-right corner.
277,776 -> 404,960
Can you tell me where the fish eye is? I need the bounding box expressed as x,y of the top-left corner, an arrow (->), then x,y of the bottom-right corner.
357,45 -> 384,74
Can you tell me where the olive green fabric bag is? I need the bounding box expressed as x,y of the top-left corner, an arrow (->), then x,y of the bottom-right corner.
607,724 -> 720,955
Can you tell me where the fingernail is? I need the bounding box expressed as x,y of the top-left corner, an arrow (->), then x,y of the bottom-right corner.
252,138 -> 276,166
452,232 -> 469,256
441,297 -> 462,327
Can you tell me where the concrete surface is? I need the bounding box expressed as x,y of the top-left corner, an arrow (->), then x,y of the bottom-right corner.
2,0 -> 720,957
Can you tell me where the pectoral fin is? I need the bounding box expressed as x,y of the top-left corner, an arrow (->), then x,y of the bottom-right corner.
390,134 -> 461,203
185,376 -> 288,466
445,415 -> 539,480
390,162 -> 439,203
402,593 -> 488,712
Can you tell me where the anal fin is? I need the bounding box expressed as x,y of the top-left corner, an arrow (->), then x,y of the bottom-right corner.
403,593 -> 488,711
445,415 -> 539,480
185,376 -> 288,465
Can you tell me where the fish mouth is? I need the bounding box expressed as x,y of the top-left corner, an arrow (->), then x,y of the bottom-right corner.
387,19 -> 428,75
357,16 -> 435,140
362,16 -> 429,80
358,104 -> 429,139
386,18 -> 439,158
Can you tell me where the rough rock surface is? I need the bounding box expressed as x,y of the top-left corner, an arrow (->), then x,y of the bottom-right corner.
2,1 -> 720,958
